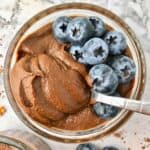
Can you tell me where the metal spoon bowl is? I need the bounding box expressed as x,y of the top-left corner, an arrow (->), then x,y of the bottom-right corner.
92,91 -> 150,115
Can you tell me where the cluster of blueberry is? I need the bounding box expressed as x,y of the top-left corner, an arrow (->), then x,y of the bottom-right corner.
76,143 -> 118,150
52,16 -> 136,120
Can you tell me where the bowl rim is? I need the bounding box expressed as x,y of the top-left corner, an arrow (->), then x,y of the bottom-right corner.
4,2 -> 146,143
0,135 -> 31,150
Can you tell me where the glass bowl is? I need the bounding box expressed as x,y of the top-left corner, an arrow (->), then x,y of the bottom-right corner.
0,130 -> 51,149
0,135 -> 30,150
4,3 -> 146,143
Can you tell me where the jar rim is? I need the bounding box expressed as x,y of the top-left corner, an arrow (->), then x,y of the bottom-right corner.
0,135 -> 31,150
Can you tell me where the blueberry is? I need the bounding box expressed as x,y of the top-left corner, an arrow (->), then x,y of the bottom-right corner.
93,102 -> 119,119
89,64 -> 118,95
69,45 -> 83,60
79,38 -> 109,65
53,16 -> 71,42
89,16 -> 105,37
76,143 -> 97,150
104,31 -> 127,55
67,17 -> 94,45
108,55 -> 136,83
102,146 -> 119,150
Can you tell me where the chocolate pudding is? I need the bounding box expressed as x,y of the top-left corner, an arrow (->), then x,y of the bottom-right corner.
0,144 -> 17,150
10,22 -> 134,130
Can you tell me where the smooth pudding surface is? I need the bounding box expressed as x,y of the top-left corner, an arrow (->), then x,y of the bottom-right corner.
10,23 -> 134,130
0,144 -> 18,150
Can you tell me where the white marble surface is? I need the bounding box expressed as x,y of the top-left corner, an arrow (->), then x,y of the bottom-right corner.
0,0 -> 150,150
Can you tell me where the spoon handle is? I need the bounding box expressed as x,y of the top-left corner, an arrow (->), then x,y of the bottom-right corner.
92,92 -> 150,115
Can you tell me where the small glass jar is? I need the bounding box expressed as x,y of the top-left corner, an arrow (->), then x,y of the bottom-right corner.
0,130 -> 51,150
4,3 -> 146,143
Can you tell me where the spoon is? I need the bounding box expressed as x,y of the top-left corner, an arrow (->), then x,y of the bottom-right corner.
91,91 -> 150,115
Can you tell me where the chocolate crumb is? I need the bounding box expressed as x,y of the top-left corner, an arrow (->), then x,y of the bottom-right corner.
114,132 -> 122,138
123,140 -> 126,144
144,138 -> 150,143
134,132 -> 137,135
113,131 -> 126,141
0,90 -> 4,98
121,137 -> 124,140
141,145 -> 146,149
0,65 -> 3,73
0,106 -> 6,116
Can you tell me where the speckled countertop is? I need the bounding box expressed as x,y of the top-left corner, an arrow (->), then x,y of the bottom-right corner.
0,0 -> 150,150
